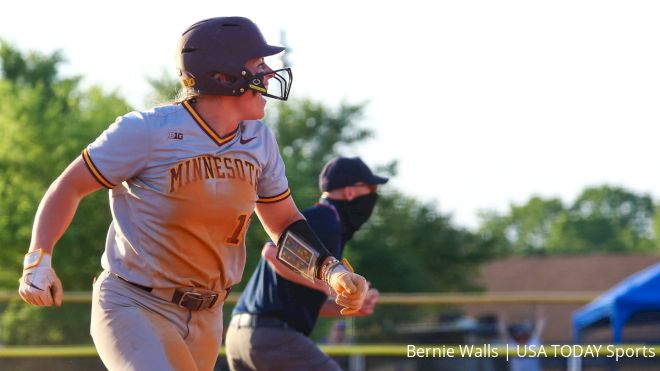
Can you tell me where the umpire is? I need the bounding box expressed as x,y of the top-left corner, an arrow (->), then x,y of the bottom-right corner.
225,156 -> 387,371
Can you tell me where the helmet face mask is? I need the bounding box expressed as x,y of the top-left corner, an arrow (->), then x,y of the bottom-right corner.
177,17 -> 293,100
246,67 -> 293,100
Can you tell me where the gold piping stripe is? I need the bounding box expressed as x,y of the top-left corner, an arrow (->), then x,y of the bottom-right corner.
182,100 -> 237,146
82,149 -> 114,188
257,188 -> 292,203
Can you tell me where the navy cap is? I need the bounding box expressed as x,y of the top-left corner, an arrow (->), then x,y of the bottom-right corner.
319,157 -> 389,192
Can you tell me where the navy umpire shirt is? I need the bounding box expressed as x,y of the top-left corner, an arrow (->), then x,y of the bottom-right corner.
233,202 -> 343,336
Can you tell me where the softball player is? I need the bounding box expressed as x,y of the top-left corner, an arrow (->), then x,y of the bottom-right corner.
18,17 -> 368,371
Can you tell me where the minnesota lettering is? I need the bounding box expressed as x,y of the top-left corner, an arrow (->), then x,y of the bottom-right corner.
169,155 -> 259,192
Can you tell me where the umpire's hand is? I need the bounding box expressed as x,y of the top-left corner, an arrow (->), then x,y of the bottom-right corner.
353,288 -> 379,317
18,250 -> 63,307
328,270 -> 369,315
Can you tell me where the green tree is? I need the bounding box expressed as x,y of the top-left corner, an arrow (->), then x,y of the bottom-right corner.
547,185 -> 656,253
1,41 -> 131,344
478,196 -> 565,255
478,186 -> 658,255
144,68 -> 181,106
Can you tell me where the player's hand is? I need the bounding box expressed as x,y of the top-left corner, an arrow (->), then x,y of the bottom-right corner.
328,270 -> 368,315
352,288 -> 379,317
18,250 -> 63,307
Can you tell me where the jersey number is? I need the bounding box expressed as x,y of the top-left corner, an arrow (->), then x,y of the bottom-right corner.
226,214 -> 249,246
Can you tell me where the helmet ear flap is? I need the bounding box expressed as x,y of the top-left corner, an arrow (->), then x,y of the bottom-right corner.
212,71 -> 250,96
214,72 -> 237,85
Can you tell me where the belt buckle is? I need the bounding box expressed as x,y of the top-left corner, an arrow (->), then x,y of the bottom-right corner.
178,290 -> 220,311
178,291 -> 202,310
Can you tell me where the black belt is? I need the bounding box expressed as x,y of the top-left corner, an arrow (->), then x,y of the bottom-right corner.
115,274 -> 153,292
230,313 -> 290,329
112,273 -> 230,311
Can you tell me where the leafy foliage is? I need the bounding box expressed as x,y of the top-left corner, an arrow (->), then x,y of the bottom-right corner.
0,42 -> 130,344
1,301 -> 91,345
0,41 -> 131,289
477,197 -> 564,255
548,186 -> 655,253
478,186 -> 658,255
144,68 -> 181,107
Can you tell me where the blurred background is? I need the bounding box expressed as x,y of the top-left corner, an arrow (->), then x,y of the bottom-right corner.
2,1 -> 660,370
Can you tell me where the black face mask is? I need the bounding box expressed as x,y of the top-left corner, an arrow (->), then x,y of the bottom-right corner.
331,193 -> 378,243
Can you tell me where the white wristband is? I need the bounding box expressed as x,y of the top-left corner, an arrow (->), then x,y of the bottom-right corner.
326,263 -> 350,283
23,249 -> 51,270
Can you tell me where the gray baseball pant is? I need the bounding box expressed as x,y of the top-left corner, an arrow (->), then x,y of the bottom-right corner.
225,317 -> 341,371
90,270 -> 223,371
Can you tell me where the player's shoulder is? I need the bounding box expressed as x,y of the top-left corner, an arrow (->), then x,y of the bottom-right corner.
150,102 -> 184,114
104,110 -> 149,136
113,103 -> 186,129
144,103 -> 187,122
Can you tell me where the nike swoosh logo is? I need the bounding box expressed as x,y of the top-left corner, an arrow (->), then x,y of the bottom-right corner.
240,136 -> 257,145
24,273 -> 44,291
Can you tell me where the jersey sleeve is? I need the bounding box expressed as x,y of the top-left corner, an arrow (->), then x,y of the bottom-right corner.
82,112 -> 151,188
256,124 -> 290,203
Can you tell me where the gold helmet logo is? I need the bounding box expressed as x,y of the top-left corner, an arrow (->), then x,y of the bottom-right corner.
181,78 -> 196,87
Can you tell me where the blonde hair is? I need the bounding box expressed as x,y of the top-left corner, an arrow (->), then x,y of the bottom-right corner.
173,87 -> 199,104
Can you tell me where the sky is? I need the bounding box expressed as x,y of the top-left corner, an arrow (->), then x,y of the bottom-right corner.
2,1 -> 660,229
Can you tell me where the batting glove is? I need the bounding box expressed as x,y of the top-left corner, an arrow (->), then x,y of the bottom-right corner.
326,264 -> 368,315
18,249 -> 63,307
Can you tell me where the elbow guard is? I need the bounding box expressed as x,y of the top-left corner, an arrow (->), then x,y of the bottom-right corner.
276,219 -> 332,282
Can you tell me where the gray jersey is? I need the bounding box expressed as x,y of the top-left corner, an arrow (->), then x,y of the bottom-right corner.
82,100 -> 289,292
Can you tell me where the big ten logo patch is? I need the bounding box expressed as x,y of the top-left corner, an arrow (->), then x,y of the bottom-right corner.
168,132 -> 184,140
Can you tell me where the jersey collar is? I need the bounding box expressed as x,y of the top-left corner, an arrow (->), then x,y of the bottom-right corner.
182,99 -> 238,146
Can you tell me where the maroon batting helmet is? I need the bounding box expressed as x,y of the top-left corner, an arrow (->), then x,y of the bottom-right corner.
176,17 -> 292,100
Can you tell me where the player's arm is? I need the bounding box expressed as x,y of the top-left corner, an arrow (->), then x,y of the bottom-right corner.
19,156 -> 103,306
30,156 -> 103,254
261,241 -> 331,295
255,196 -> 305,242
256,197 -> 369,314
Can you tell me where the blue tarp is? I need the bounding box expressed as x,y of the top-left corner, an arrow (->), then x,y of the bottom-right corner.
572,262 -> 660,343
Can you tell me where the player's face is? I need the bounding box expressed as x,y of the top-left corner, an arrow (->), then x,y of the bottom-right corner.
236,57 -> 272,120
350,183 -> 378,198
